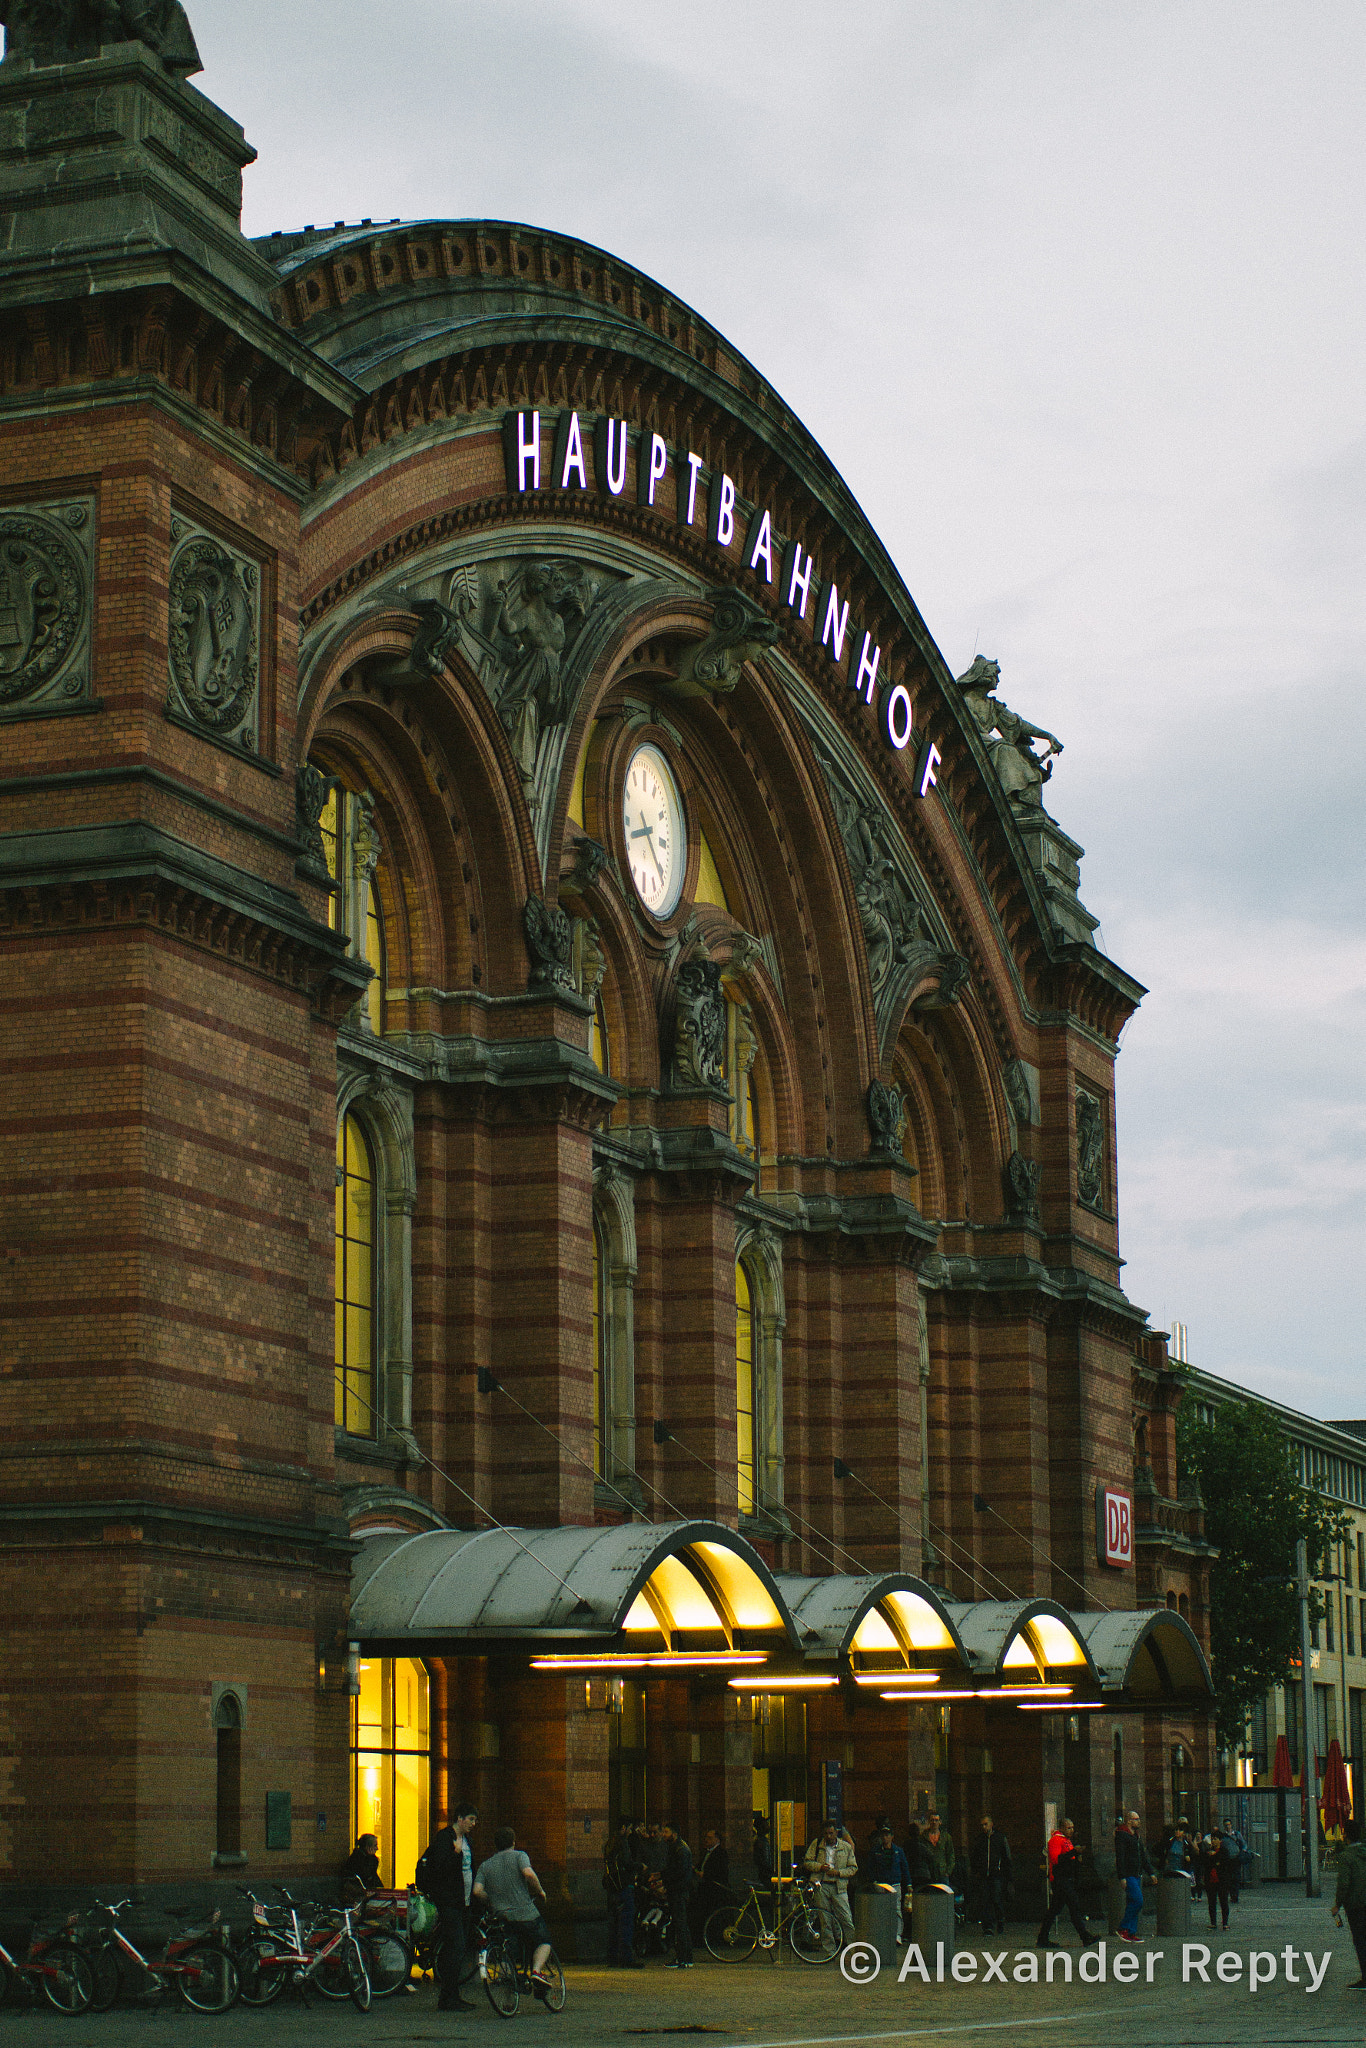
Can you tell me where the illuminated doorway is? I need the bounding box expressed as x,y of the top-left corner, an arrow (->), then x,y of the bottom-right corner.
350,1655 -> 431,1888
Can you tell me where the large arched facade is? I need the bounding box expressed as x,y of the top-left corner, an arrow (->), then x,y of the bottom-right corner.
0,41 -> 1212,1923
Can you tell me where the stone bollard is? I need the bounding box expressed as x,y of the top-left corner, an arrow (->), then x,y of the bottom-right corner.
1156,1873 -> 1190,1935
854,1887 -> 902,1967
910,1884 -> 956,1961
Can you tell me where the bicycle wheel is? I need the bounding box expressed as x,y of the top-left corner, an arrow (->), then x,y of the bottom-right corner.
82,1943 -> 123,2012
235,1938 -> 288,2007
311,1944 -> 352,1999
788,1901 -> 840,1963
704,1904 -> 760,1961
177,1943 -> 238,2013
483,1943 -> 519,2018
361,1930 -> 412,1998
536,1950 -> 566,2012
41,1944 -> 94,2016
345,1940 -> 371,2013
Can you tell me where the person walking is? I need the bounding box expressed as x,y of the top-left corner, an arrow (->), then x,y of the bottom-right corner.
1219,1817 -> 1245,1903
659,1823 -> 694,1968
603,1821 -> 642,1969
969,1816 -> 1013,1935
1114,1810 -> 1152,1944
472,1827 -> 555,1986
1202,1830 -> 1237,1930
804,1820 -> 858,1948
1037,1818 -> 1096,1947
421,1802 -> 478,2011
1331,1815 -> 1366,1987
916,1810 -> 956,1893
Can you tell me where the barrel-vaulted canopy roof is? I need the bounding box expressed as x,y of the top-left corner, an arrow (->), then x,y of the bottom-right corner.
350,1519 -> 797,1650
944,1599 -> 1100,1684
1074,1608 -> 1214,1700
775,1572 -> 966,1666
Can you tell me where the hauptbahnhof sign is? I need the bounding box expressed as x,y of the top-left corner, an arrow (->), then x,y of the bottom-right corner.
503,409 -> 944,801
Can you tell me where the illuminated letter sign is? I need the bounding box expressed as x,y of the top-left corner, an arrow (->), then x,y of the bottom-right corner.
782,540 -> 814,619
594,417 -> 629,497
553,410 -> 589,490
710,471 -> 737,549
881,681 -> 914,752
1095,1485 -> 1133,1569
503,410 -> 540,493
638,430 -> 669,507
817,581 -> 848,666
915,739 -> 941,798
852,628 -> 881,704
680,449 -> 705,528
745,507 -> 775,584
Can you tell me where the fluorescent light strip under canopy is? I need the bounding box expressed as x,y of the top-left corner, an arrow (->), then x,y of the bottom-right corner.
852,1672 -> 941,1687
989,1685 -> 1074,1697
727,1676 -> 839,1692
1016,1701 -> 1106,1711
882,1688 -> 976,1700
531,1652 -> 768,1672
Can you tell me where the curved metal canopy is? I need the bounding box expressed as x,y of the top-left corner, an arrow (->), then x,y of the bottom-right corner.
351,1518 -> 798,1648
775,1572 -> 967,1666
945,1599 -> 1100,1684
1073,1608 -> 1215,1699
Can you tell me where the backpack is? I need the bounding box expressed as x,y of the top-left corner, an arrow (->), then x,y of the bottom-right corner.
414,1846 -> 433,1892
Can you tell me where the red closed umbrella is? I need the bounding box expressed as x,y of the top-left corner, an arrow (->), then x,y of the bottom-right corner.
1321,1738 -> 1351,1830
1271,1733 -> 1294,1788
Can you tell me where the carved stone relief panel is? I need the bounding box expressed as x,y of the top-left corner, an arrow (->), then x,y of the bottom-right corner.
0,496 -> 95,717
1075,1088 -> 1107,1212
167,514 -> 261,751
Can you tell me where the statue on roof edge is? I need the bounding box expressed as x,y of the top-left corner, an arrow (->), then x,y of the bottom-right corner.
1,1 -> 201,78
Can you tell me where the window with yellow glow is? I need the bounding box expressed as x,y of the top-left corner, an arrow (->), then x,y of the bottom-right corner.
694,826 -> 730,911
588,995 -> 609,1076
335,1115 -> 376,1437
315,772 -> 387,1034
736,1261 -> 755,1515
350,1655 -> 430,1889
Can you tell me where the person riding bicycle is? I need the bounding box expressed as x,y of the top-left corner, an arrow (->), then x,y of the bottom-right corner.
473,1827 -> 554,1985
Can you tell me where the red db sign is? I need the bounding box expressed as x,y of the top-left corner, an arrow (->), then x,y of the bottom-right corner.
1096,1486 -> 1133,1568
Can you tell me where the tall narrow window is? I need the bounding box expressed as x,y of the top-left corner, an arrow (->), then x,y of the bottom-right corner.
589,994 -> 609,1076
736,1261 -> 755,1515
592,1219 -> 605,1478
317,776 -> 387,1034
215,1694 -> 242,1856
336,1114 -> 376,1437
351,1655 -> 430,1888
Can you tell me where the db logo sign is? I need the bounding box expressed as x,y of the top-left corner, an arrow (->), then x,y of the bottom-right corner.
1096,1486 -> 1133,1568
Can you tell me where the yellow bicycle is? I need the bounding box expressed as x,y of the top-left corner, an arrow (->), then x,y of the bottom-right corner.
703,1877 -> 840,1964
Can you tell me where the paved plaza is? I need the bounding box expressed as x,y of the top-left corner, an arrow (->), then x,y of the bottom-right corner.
5,1885 -> 1361,2048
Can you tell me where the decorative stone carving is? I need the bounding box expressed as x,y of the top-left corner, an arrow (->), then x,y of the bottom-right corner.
370,594 -> 465,686
352,790 -> 382,892
956,656 -> 1063,810
565,835 -> 608,894
572,916 -> 605,1006
1003,1149 -> 1042,1224
0,499 -> 93,713
523,895 -> 576,992
1075,1089 -> 1106,1211
449,557 -> 606,786
663,586 -> 780,700
866,1079 -> 907,1156
912,951 -> 970,1010
673,941 -> 726,1089
726,929 -> 765,979
167,520 -> 260,747
0,0 -> 202,75
295,761 -> 337,884
1003,1058 -> 1034,1128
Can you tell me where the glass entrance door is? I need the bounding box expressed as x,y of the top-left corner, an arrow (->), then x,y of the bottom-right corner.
350,1655 -> 431,1888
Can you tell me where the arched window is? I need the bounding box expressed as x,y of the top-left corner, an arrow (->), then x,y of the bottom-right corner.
592,1218 -> 606,1478
214,1692 -> 242,1857
589,993 -> 609,1076
318,776 -> 386,1035
351,1655 -> 430,1889
336,1113 -> 376,1437
725,996 -> 763,1189
736,1260 -> 755,1515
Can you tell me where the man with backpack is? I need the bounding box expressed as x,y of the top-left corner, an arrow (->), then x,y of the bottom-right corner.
658,1823 -> 695,1968
416,1803 -> 478,2011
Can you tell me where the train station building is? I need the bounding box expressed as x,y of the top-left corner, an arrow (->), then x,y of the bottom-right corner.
0,19 -> 1214,1935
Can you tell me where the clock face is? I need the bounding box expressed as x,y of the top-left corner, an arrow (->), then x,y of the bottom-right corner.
622,743 -> 686,919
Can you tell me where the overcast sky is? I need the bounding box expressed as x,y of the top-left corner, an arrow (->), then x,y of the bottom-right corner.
194,1 -> 1364,1421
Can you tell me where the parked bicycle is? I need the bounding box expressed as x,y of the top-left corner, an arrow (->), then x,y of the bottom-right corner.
476,1911 -> 566,2018
704,1875 -> 840,1963
232,1887 -> 374,2009
69,1898 -> 238,2012
0,1924 -> 95,2015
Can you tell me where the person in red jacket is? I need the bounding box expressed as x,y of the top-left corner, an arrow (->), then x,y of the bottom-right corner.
1037,1818 -> 1097,1948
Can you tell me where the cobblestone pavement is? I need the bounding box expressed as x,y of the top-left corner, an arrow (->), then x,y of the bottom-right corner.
7,1885 -> 1362,2047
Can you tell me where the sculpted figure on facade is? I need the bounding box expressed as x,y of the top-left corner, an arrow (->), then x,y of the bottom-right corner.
1075,1088 -> 1106,1210
665,586 -> 780,700
0,0 -> 201,73
167,525 -> 259,743
956,656 -> 1063,809
296,761 -> 337,884
673,941 -> 726,1089
866,1079 -> 907,1156
523,894 -> 576,992
0,502 -> 89,710
1003,1148 -> 1042,1224
449,557 -> 602,787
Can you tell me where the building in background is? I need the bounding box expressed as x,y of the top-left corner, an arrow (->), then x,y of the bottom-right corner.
0,18 -> 1213,1934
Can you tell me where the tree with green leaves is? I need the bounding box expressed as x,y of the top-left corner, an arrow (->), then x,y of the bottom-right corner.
1177,1398 -> 1346,1749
